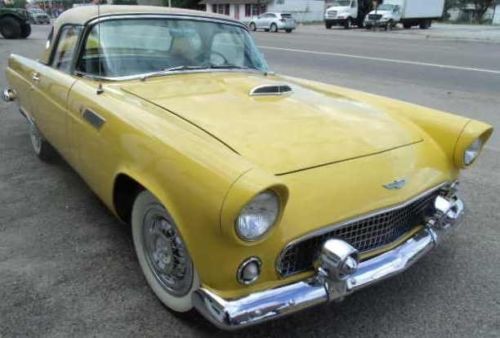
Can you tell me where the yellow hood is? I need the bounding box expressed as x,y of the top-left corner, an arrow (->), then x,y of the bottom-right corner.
121,73 -> 423,174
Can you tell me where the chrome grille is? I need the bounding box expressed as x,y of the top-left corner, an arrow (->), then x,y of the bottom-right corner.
327,11 -> 337,18
277,189 -> 440,277
368,14 -> 383,20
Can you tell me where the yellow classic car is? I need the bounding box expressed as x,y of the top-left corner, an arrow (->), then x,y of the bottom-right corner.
2,5 -> 493,330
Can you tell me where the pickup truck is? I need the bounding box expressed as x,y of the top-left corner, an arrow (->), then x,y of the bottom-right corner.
0,5 -> 31,39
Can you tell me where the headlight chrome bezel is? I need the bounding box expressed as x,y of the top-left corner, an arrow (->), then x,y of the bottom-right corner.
235,190 -> 281,242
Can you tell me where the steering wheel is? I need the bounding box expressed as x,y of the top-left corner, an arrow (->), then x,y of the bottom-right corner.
209,51 -> 229,66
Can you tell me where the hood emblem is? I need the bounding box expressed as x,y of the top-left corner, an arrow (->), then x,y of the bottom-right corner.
383,179 -> 407,190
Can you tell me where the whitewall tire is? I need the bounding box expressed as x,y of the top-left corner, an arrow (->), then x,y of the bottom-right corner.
131,190 -> 199,312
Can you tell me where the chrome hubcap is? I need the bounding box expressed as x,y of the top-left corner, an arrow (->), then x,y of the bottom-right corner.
142,208 -> 193,296
29,124 -> 42,154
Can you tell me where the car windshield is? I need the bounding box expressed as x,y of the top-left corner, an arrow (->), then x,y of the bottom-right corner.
377,4 -> 396,11
331,0 -> 351,6
77,18 -> 269,78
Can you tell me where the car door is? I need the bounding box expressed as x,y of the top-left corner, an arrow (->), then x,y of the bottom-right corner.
257,13 -> 269,29
267,13 -> 277,28
30,24 -> 82,161
394,6 -> 402,21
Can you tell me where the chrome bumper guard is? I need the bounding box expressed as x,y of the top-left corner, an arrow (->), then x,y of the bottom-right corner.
193,192 -> 464,330
2,88 -> 17,102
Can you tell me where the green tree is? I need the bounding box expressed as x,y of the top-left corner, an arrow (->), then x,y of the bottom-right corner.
447,0 -> 496,22
4,0 -> 27,8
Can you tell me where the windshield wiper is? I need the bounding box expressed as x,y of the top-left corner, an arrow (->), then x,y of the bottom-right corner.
141,65 -> 205,81
163,65 -> 206,72
208,64 -> 251,70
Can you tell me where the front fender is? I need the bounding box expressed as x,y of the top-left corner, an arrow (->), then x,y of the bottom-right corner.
284,76 -> 493,169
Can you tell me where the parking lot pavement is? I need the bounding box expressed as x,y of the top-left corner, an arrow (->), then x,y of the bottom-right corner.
1,24 -> 500,338
296,22 -> 500,44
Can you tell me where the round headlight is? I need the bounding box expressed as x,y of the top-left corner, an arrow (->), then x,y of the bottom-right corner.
464,138 -> 482,166
235,190 -> 280,241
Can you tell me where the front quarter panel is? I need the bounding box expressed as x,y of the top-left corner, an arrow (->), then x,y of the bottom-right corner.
65,79 -> 256,287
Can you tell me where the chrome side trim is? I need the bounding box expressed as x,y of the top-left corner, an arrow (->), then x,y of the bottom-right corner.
275,182 -> 448,276
193,191 -> 465,330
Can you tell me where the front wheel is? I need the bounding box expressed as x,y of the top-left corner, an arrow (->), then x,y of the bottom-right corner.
343,18 -> 351,29
249,22 -> 256,31
385,20 -> 394,31
270,23 -> 278,33
419,20 -> 431,29
0,17 -> 22,39
21,24 -> 31,38
325,22 -> 332,29
132,190 -> 199,312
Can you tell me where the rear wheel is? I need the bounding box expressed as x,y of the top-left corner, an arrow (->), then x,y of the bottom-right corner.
29,123 -> 56,162
20,24 -> 31,38
0,17 -> 22,39
270,23 -> 278,33
249,22 -> 256,31
403,23 -> 412,29
132,190 -> 199,312
285,29 -> 292,33
419,20 -> 431,29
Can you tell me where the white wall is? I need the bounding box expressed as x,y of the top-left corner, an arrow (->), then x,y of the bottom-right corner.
203,0 -> 327,23
268,0 -> 326,22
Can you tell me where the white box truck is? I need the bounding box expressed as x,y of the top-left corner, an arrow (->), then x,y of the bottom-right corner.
364,0 -> 445,29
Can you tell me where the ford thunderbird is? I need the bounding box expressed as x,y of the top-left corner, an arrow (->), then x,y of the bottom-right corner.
2,5 -> 493,329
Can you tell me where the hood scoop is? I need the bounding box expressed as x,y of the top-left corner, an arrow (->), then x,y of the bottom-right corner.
249,84 -> 293,96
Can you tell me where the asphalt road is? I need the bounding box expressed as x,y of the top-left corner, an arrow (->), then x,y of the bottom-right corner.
1,24 -> 499,338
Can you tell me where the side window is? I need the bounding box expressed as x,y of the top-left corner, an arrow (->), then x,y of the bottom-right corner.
51,25 -> 82,73
351,1 -> 357,8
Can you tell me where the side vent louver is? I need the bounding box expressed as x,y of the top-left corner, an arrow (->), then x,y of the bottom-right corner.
249,84 -> 293,96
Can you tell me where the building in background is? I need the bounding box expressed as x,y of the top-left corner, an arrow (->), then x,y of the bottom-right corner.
199,0 -> 327,23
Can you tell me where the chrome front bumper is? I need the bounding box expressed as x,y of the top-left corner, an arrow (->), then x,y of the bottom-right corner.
193,192 -> 465,330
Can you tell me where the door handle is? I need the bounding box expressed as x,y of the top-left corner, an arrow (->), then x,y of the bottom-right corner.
32,72 -> 40,82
